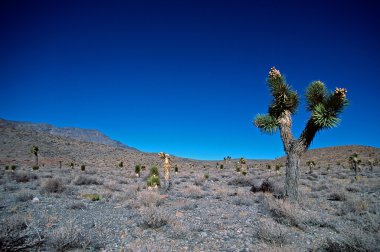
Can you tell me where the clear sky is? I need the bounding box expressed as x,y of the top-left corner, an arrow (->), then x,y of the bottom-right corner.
1,0 -> 379,160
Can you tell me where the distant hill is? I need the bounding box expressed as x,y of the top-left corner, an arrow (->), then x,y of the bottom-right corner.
0,118 -> 138,151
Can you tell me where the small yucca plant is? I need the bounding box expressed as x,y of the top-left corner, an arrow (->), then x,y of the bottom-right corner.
135,164 -> 141,177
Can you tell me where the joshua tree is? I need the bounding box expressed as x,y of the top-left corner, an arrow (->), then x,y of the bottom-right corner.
306,160 -> 316,174
349,153 -> 361,180
367,159 -> 378,172
31,145 -> 39,167
159,152 -> 171,191
254,67 -> 348,202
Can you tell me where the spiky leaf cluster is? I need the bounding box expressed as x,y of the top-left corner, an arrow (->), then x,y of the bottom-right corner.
254,114 -> 278,134
267,67 -> 299,118
309,86 -> 348,129
31,145 -> 39,155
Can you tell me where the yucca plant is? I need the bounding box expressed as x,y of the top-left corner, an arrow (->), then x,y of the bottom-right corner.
135,164 -> 141,177
306,160 -> 316,174
31,145 -> 39,168
254,67 -> 348,202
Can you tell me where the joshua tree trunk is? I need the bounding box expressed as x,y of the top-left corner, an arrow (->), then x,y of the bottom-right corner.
34,154 -> 38,167
284,151 -> 300,201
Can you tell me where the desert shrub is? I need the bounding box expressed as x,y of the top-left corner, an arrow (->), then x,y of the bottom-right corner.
68,202 -> 86,210
204,173 -> 209,180
149,166 -> 159,176
184,185 -> 203,199
118,161 -> 123,168
263,196 -> 305,229
256,218 -> 288,246
321,226 -> 379,252
104,181 -> 122,191
73,175 -> 101,185
137,191 -> 163,207
80,165 -> 85,171
146,175 -> 160,187
32,165 -> 39,171
220,164 -> 224,169
5,165 -> 9,170
12,172 -> 38,183
82,193 -> 101,201
251,179 -> 278,194
193,176 -> 204,186
41,178 -> 65,193
232,196 -> 254,206
341,197 -> 369,215
174,165 -> 178,173
345,185 -> 361,193
49,221 -> 83,251
17,191 -> 34,202
328,190 -> 347,201
139,206 -> 170,228
0,216 -> 44,250
228,176 -> 253,187
11,165 -> 17,171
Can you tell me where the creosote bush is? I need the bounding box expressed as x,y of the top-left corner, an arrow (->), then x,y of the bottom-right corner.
32,165 -> 39,171
204,173 -> 209,180
80,165 -> 85,171
82,193 -> 101,201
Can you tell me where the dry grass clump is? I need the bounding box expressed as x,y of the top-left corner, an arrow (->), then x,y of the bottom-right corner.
73,175 -> 101,185
41,178 -> 65,194
68,202 -> 86,210
255,217 -> 289,247
139,206 -> 171,228
12,171 -> 38,183
327,190 -> 347,201
137,190 -> 163,207
103,180 -> 122,191
0,214 -> 44,251
321,225 -> 379,252
183,185 -> 203,199
16,190 -> 34,202
262,195 -> 306,229
227,176 -> 253,187
341,196 -> 369,215
48,221 -> 83,251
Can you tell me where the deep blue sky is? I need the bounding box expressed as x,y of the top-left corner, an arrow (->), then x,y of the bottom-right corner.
1,0 -> 379,160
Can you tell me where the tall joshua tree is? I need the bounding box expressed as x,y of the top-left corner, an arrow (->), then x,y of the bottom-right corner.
254,67 -> 348,202
31,145 -> 39,167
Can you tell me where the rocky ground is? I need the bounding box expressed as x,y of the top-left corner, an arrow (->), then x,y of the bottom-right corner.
1,123 -> 380,251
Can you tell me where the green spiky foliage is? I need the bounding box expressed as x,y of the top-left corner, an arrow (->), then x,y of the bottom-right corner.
147,175 -> 160,187
150,166 -> 159,176
253,67 -> 348,202
239,158 -> 246,164
135,164 -> 141,176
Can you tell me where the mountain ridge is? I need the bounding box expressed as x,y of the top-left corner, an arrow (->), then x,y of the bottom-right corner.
0,118 -> 138,151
